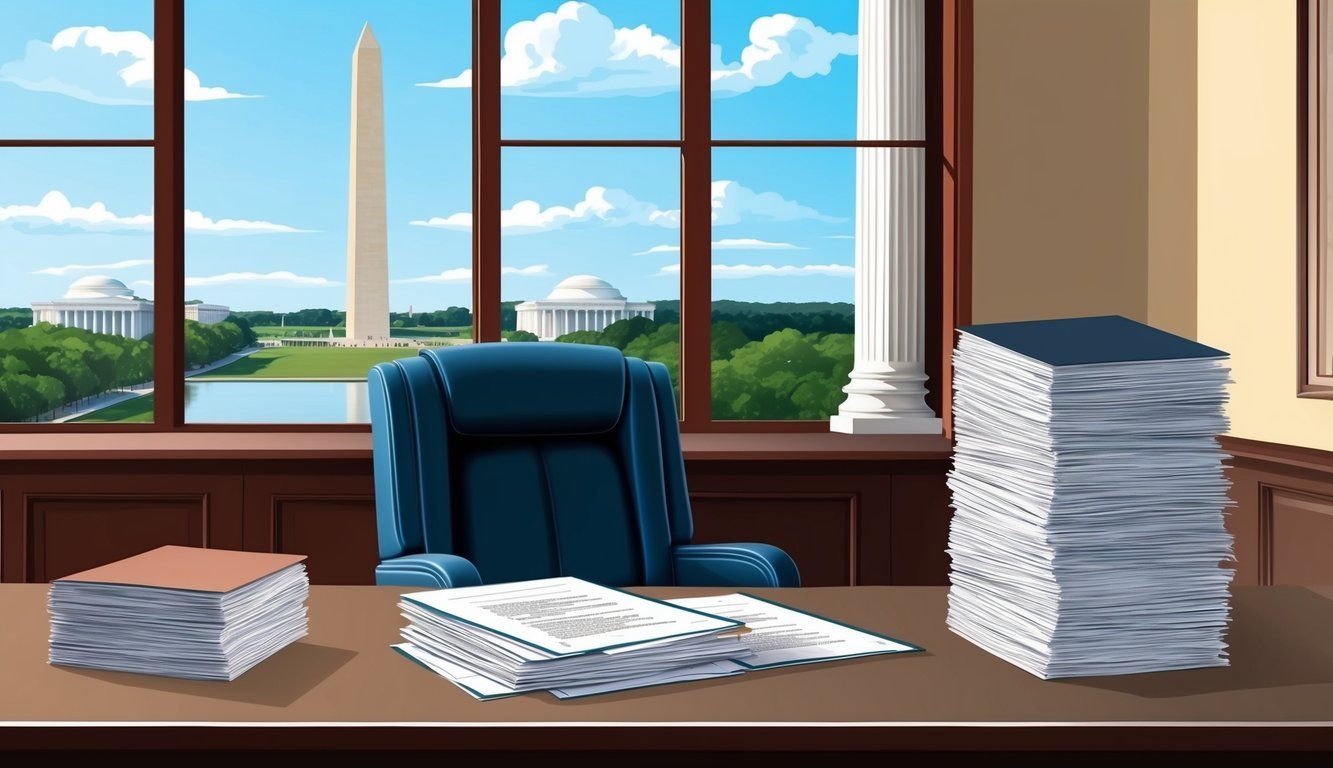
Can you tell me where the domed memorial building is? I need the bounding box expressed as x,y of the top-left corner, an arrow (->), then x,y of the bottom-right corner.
514,275 -> 654,341
31,276 -> 229,341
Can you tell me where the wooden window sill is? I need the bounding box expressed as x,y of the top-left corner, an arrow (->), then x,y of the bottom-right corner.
0,431 -> 953,462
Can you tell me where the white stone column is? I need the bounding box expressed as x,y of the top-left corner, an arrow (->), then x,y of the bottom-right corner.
831,0 -> 940,434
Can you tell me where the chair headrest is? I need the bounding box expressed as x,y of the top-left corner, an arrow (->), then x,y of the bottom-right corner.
424,343 -> 627,436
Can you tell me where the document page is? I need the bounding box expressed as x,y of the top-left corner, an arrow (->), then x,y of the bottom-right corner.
669,593 -> 921,669
401,577 -> 741,657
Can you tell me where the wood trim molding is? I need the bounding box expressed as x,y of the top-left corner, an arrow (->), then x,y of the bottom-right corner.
1299,0 -> 1333,396
0,432 -> 953,462
1258,483 -> 1275,586
1220,435 -> 1333,474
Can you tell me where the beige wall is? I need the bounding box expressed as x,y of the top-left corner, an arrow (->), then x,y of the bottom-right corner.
1148,0 -> 1198,339
972,0 -> 1150,324
973,1 -> 1333,450
1196,0 -> 1333,451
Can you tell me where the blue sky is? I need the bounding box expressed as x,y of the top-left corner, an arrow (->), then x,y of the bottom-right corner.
0,0 -> 859,314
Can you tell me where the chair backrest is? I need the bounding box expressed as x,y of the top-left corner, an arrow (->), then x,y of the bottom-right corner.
368,342 -> 695,586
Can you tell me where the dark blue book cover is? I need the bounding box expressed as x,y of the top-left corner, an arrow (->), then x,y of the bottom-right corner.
959,315 -> 1227,367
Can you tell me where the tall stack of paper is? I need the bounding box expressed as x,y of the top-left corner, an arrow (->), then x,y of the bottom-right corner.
946,315 -> 1234,679
393,577 -> 754,699
49,545 -> 309,681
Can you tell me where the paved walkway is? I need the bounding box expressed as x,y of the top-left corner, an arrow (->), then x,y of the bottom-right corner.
47,347 -> 263,423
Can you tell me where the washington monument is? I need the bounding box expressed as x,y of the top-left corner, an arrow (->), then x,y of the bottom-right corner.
345,22 -> 389,342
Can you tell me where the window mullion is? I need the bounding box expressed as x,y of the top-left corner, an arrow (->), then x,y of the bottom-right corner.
153,0 -> 185,429
473,0 -> 503,343
680,0 -> 713,430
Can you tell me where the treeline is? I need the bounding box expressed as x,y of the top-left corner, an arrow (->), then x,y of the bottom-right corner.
0,324 -> 152,421
236,307 -> 473,328
185,316 -> 257,369
0,318 -> 255,421
236,308 -> 345,327
549,315 -> 853,420
499,299 -> 853,341
0,308 -> 33,332
392,306 -> 471,328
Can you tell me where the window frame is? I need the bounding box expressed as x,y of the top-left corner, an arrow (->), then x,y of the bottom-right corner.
0,0 -> 969,435
1301,0 -> 1333,397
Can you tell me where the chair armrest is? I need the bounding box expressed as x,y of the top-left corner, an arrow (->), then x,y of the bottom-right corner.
672,543 -> 801,588
375,554 -> 483,589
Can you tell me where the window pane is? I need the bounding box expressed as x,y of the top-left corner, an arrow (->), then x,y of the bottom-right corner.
184,0 -> 471,424
1,148 -> 154,423
710,148 -> 854,420
711,0 -> 858,139
499,0 -> 680,139
0,0 -> 155,138
502,147 -> 680,400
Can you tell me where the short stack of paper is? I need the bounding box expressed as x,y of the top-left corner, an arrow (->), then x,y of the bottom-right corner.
946,315 -> 1235,679
394,577 -> 753,699
49,545 -> 309,681
394,577 -> 923,699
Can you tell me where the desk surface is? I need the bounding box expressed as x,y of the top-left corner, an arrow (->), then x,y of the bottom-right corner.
2,585 -> 1332,753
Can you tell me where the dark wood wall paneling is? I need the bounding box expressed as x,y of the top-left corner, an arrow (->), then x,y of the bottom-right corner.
1223,436 -> 1333,586
0,458 -> 954,587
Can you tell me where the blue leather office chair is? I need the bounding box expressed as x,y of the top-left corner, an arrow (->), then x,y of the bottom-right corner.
367,342 -> 800,590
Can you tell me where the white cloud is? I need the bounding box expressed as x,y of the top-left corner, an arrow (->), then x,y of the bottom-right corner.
712,180 -> 842,225
409,212 -> 472,231
711,15 -> 857,96
395,268 -> 473,284
30,258 -> 152,276
183,271 -> 338,287
632,238 -> 801,256
713,238 -> 803,250
420,69 -> 472,89
396,264 -> 551,284
503,264 -> 552,276
0,26 -> 256,105
826,234 -> 855,240
414,187 -> 677,236
656,262 -> 853,279
419,4 -> 852,99
419,2 -> 679,97
633,244 -> 680,255
184,209 -> 313,235
0,191 -> 310,235
414,181 -> 833,237
0,191 -> 153,231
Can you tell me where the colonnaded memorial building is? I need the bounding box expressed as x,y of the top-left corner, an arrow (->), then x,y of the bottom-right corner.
514,275 -> 654,341
31,275 -> 229,341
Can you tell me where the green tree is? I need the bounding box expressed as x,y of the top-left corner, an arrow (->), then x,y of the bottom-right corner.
555,330 -> 610,346
599,316 -> 656,350
0,375 -> 42,420
32,374 -> 66,413
711,330 -> 853,420
710,321 -> 749,361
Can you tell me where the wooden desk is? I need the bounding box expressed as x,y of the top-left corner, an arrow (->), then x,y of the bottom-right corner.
2,585 -> 1331,755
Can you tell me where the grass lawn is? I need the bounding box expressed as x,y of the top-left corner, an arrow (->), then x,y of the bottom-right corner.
252,325 -> 471,340
195,346 -> 420,379
70,394 -> 154,423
